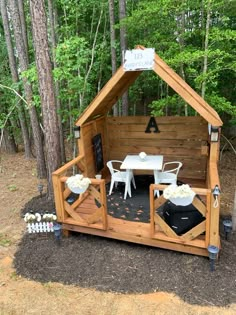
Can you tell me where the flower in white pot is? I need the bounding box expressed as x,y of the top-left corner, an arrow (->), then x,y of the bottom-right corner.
66,174 -> 91,194
139,152 -> 147,161
163,184 -> 195,206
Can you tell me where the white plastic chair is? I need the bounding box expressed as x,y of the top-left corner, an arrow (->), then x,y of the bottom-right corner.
107,160 -> 136,199
154,161 -> 183,197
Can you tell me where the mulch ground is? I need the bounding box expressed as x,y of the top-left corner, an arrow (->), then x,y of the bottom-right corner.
14,176 -> 236,307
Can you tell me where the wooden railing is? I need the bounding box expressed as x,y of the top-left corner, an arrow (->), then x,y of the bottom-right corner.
52,153 -> 221,253
52,155 -> 85,222
149,183 -> 211,250
52,155 -> 108,230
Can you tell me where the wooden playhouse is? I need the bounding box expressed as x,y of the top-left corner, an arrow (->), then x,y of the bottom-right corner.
52,47 -> 223,257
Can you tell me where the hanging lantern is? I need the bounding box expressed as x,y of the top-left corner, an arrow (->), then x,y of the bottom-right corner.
210,126 -> 219,142
74,126 -> 80,139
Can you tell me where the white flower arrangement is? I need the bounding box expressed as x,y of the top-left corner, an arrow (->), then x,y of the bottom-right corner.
24,212 -> 57,223
23,212 -> 57,233
139,152 -> 147,161
43,213 -> 57,222
66,174 -> 91,193
163,184 -> 195,206
24,213 -> 37,223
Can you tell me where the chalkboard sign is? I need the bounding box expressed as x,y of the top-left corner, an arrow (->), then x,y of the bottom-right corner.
92,133 -> 104,173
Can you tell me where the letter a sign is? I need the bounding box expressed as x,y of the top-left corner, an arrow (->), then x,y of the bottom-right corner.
145,117 -> 160,133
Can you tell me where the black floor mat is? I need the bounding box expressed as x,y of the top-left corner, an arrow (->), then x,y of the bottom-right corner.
106,175 -> 153,223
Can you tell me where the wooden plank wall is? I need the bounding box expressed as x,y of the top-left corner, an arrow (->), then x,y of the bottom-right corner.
106,116 -> 209,180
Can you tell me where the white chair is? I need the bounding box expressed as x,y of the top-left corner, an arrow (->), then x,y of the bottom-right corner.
154,161 -> 183,197
107,160 -> 136,199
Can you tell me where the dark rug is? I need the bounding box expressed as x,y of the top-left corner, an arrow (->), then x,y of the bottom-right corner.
15,178 -> 236,307
106,175 -> 153,222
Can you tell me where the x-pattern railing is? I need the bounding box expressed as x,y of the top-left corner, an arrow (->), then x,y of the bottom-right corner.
150,184 -> 211,243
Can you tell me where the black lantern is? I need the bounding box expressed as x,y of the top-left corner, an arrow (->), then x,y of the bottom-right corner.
74,126 -> 80,139
223,219 -> 232,240
53,223 -> 62,244
207,245 -> 219,271
210,126 -> 219,142
37,183 -> 44,197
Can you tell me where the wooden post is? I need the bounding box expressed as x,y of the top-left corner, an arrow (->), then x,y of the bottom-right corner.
52,174 -> 65,222
208,141 -> 221,248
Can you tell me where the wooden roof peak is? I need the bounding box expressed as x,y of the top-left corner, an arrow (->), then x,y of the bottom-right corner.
76,46 -> 223,127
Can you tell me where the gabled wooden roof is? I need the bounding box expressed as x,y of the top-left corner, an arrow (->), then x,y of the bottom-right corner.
76,47 -> 223,127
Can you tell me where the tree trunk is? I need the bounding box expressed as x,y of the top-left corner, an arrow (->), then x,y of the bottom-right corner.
17,0 -> 29,63
7,0 -> 47,178
233,190 -> 236,232
118,0 -> 128,116
48,0 -> 66,164
108,0 -> 118,116
30,0 -> 62,199
1,121 -> 17,154
0,0 -> 32,158
177,4 -> 188,116
201,0 -> 211,99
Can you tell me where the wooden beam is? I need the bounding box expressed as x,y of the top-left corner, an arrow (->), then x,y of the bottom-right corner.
86,208 -> 103,224
62,222 -> 209,256
208,162 -> 221,247
192,197 -> 207,216
205,191 -> 211,246
152,62 -> 222,126
64,202 -> 86,223
76,67 -> 141,126
154,214 -> 179,238
153,54 -> 221,121
52,174 -> 65,222
88,185 -> 102,203
52,155 -> 85,176
180,221 -> 206,241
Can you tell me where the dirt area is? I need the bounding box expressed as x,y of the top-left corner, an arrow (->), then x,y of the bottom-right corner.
0,151 -> 236,315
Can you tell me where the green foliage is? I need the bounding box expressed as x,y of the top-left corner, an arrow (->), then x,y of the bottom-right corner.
21,66 -> 38,83
149,95 -> 194,116
206,93 -> 236,117
53,36 -> 91,121
7,184 -> 18,191
0,0 -> 235,152
124,0 -> 235,120
0,234 -> 12,247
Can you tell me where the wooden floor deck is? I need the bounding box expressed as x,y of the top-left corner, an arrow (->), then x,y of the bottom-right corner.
62,176 -> 209,257
63,215 -> 208,256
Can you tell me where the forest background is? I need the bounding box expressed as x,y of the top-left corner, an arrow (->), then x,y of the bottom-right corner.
0,0 -> 235,198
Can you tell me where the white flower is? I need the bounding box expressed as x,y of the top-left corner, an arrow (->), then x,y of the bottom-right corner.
24,213 -> 36,222
139,152 -> 147,160
66,174 -> 91,190
35,213 -> 41,222
24,212 -> 57,223
41,213 -> 57,221
163,184 -> 195,200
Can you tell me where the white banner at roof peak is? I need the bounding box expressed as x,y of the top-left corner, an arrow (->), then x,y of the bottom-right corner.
123,48 -> 155,71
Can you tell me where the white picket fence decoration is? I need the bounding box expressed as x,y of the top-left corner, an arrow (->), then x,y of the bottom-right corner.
24,212 -> 57,234
26,222 -> 54,233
